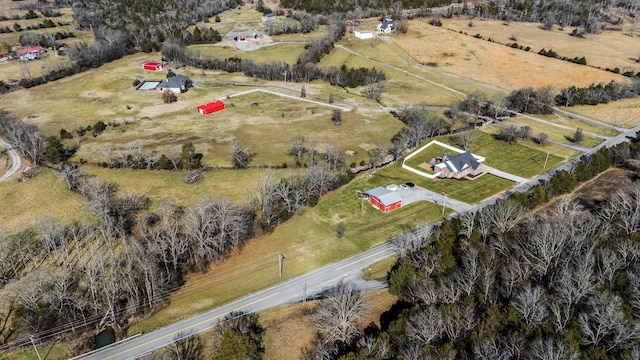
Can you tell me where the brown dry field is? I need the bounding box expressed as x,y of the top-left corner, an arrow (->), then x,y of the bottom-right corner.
572,167 -> 637,209
560,97 -> 640,128
392,18 -> 629,92
261,291 -> 398,360
443,18 -> 640,74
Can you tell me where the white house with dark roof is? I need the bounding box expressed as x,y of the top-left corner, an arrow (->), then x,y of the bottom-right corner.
157,74 -> 188,94
377,19 -> 395,33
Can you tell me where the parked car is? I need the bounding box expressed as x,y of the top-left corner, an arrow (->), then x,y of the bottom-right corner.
386,184 -> 399,191
405,182 -> 415,188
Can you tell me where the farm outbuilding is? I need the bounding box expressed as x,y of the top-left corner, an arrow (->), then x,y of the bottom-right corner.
364,187 -> 402,213
354,30 -> 374,39
143,61 -> 164,71
197,101 -> 225,115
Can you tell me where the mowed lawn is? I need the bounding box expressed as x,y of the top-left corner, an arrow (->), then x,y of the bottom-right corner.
501,117 -> 605,148
440,129 -> 565,178
188,42 -> 305,65
131,172 -> 444,334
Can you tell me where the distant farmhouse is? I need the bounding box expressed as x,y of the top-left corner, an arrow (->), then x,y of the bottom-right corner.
158,74 -> 189,94
16,46 -> 45,61
226,29 -> 264,42
431,152 -> 484,179
261,13 -> 277,22
377,18 -> 395,33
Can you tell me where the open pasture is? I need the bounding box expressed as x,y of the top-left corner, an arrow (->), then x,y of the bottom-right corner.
188,41 -> 305,65
502,116 -> 608,148
559,98 -> 640,129
391,18 -> 629,92
443,18 -> 640,75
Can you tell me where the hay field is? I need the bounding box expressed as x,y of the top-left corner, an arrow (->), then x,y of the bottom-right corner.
391,18 -> 628,92
188,42 -> 305,65
559,98 -> 640,128
443,18 -> 640,74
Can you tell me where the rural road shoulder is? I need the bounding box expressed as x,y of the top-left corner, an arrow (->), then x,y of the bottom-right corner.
74,244 -> 394,360
0,138 -> 20,182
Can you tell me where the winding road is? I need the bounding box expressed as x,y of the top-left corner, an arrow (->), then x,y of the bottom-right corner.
0,138 -> 20,182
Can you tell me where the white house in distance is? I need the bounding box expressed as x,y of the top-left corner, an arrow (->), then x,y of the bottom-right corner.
16,45 -> 45,61
225,29 -> 264,42
377,18 -> 395,33
354,30 -> 374,39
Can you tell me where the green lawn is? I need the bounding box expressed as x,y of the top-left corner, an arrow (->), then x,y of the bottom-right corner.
130,172 -> 445,334
503,116 -> 609,148
440,129 -> 566,178
188,42 -> 305,65
403,143 -> 454,172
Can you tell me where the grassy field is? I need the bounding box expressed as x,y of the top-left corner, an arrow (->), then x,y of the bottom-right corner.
392,18 -> 629,92
130,172 -> 445,334
559,98 -> 640,129
501,117 -> 606,148
83,166 -> 303,207
403,143 -> 452,172
0,168 -> 92,233
439,128 -> 566,178
188,42 -> 305,64
442,18 -> 640,75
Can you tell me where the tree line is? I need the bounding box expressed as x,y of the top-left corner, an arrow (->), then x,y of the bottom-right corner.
303,142 -> 640,359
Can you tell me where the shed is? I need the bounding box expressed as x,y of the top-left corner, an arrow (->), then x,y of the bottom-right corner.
354,30 -> 374,39
364,187 -> 402,213
143,61 -> 164,71
197,101 -> 225,115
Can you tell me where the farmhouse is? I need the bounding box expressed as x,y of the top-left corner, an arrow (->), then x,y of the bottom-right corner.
377,19 -> 395,33
364,187 -> 402,213
197,101 -> 225,115
143,61 -> 165,71
226,29 -> 264,42
261,13 -> 277,22
157,74 -> 188,94
354,30 -> 374,39
15,46 -> 45,61
432,152 -> 484,179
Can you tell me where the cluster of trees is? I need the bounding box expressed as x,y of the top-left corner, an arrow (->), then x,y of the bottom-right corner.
318,145 -> 640,359
504,80 -> 640,112
279,0 -> 450,14
0,170 -> 255,353
18,30 -> 76,47
538,48 -> 587,65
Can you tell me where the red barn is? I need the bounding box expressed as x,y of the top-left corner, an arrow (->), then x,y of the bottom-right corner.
364,187 -> 402,213
143,61 -> 164,71
197,101 -> 225,115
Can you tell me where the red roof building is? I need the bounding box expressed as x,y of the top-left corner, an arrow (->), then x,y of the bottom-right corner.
16,46 -> 45,61
143,61 -> 165,71
364,187 -> 402,213
197,101 -> 225,115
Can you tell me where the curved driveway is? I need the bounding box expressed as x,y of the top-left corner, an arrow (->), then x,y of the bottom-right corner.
0,138 -> 20,182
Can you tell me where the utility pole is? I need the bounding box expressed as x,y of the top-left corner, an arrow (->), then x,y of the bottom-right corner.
278,253 -> 285,278
543,150 -> 550,169
303,283 -> 307,306
283,71 -> 287,83
30,335 -> 42,360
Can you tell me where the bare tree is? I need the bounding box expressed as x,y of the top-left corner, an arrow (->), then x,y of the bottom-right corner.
229,140 -> 254,169
525,337 -> 578,360
288,136 -> 306,166
171,331 -> 204,360
314,280 -> 365,343
452,131 -> 475,150
405,306 -> 443,346
512,285 -> 548,328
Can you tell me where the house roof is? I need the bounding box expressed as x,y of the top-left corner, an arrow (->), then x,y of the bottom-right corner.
226,29 -> 263,38
365,187 -> 402,205
15,46 -> 45,55
434,152 -> 481,174
159,75 -> 187,89
144,61 -> 163,67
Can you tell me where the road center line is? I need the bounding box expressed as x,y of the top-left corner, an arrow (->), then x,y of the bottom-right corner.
335,248 -> 393,271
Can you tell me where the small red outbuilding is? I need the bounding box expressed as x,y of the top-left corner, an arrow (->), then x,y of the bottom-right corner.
197,101 -> 225,115
143,61 -> 164,71
364,187 -> 402,213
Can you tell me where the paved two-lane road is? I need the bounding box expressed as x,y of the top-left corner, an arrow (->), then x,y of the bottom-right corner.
75,244 -> 394,360
0,138 -> 20,182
